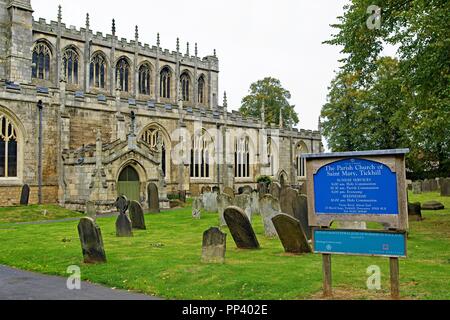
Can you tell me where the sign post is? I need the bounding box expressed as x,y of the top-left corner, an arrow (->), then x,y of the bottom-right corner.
303,149 -> 409,299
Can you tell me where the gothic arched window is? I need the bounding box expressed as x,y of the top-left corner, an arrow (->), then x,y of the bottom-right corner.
190,130 -> 213,178
32,42 -> 51,80
235,136 -> 250,178
296,143 -> 308,178
267,139 -> 275,177
0,114 -> 18,178
198,76 -> 205,104
160,67 -> 171,99
62,47 -> 79,85
139,64 -> 151,95
90,52 -> 107,89
180,72 -> 190,101
116,58 -> 130,92
142,127 -> 167,177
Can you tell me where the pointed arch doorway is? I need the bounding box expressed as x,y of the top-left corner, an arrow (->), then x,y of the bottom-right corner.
117,165 -> 140,202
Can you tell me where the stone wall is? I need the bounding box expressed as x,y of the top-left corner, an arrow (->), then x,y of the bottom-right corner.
0,185 -> 58,206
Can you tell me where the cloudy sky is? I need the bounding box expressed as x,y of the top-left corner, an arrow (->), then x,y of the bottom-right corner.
33,0 -> 348,131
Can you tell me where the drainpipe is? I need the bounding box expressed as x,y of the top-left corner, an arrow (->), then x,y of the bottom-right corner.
37,100 -> 43,205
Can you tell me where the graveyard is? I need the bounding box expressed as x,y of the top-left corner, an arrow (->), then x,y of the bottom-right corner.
0,190 -> 448,300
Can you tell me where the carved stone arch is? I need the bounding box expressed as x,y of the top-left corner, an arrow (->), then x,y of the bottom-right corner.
33,38 -> 55,56
90,50 -> 109,66
0,105 -> 26,182
140,123 -> 171,180
116,159 -> 148,183
116,159 -> 148,203
277,169 -> 289,187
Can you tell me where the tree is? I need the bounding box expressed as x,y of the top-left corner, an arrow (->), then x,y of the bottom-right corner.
240,77 -> 299,127
323,0 -> 450,178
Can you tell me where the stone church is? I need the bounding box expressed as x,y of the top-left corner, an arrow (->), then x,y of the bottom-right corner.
0,0 -> 323,210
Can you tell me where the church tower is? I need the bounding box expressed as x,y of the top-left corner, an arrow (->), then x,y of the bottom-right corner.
1,0 -> 33,84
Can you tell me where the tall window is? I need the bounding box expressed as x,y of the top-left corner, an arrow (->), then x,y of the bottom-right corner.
0,114 -> 18,178
116,58 -> 130,92
142,127 -> 167,177
32,42 -> 51,80
198,76 -> 205,104
160,67 -> 171,99
190,130 -> 212,178
235,136 -> 250,178
62,47 -> 79,85
90,52 -> 107,89
267,139 -> 275,177
296,143 -> 307,177
180,72 -> 190,101
139,64 -> 151,95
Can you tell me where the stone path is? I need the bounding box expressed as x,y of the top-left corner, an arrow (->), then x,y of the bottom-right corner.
0,265 -> 161,300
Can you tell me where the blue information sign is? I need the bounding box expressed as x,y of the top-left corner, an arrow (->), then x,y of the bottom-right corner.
314,158 -> 398,215
313,229 -> 406,257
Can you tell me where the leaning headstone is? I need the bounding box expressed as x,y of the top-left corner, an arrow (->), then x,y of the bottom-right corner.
259,195 -> 281,238
217,194 -> 233,226
441,178 -> 450,197
223,187 -> 235,199
234,194 -> 253,221
412,181 -> 422,194
19,184 -> 30,206
78,217 -> 107,264
148,183 -> 160,213
280,188 -> 311,239
224,206 -> 260,249
269,182 -> 281,200
129,201 -> 146,230
202,192 -> 218,212
85,201 -> 97,221
408,203 -> 423,222
202,227 -> 227,264
422,201 -> 445,211
272,214 -> 311,254
192,197 -> 202,219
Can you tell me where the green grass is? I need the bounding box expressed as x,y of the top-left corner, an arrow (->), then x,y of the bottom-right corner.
0,193 -> 448,300
0,205 -> 85,224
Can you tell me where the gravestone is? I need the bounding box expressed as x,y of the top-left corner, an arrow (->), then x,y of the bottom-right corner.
430,179 -> 439,192
115,196 -> 129,214
269,182 -> 281,200
299,182 -> 307,195
202,192 -> 218,213
224,206 -> 260,249
408,203 -> 423,222
116,213 -> 133,237
250,191 -> 260,215
217,194 -> 233,226
78,217 -> 107,264
239,186 -> 253,195
412,181 -> 422,194
257,182 -> 268,197
202,227 -> 227,264
422,201 -> 445,211
280,187 -> 311,239
212,186 -> 220,194
19,184 -> 30,206
422,180 -> 432,193
234,194 -> 253,221
148,183 -> 160,213
272,214 -> 311,254
259,195 -> 281,238
85,201 -> 97,221
129,201 -> 146,230
192,197 -> 202,219
223,187 -> 235,199
441,178 -> 450,197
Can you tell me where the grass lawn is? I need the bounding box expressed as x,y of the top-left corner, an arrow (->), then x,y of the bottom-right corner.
0,192 -> 449,300
0,205 -> 85,224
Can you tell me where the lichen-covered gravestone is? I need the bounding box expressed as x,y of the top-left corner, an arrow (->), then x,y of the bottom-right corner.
85,201 -> 97,221
192,197 -> 202,219
78,217 -> 107,264
148,183 -> 160,213
202,227 -> 227,264
250,191 -> 260,215
129,201 -> 146,230
259,195 -> 280,238
422,180 -> 432,193
272,213 -> 311,254
202,192 -> 218,213
269,182 -> 281,200
223,187 -> 235,199
115,196 -> 133,237
412,181 -> 422,194
280,188 -> 311,240
234,194 -> 253,221
20,184 -> 30,206
224,206 -> 260,249
217,194 -> 232,226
